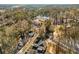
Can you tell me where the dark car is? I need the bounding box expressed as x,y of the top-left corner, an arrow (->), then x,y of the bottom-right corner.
28,31 -> 34,37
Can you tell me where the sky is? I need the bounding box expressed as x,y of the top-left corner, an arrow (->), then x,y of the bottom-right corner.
0,0 -> 79,4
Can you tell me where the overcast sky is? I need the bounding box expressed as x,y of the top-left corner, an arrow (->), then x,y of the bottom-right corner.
0,0 -> 79,4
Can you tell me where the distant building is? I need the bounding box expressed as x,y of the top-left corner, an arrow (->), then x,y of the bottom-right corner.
35,15 -> 49,20
33,15 -> 49,26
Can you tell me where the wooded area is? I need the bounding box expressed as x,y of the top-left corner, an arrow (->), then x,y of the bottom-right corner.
0,5 -> 79,54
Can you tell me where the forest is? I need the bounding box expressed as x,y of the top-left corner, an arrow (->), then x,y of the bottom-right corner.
0,5 -> 79,54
